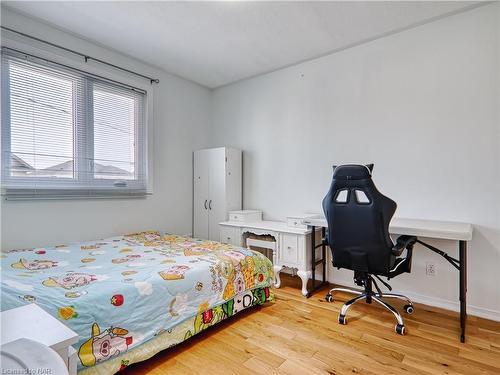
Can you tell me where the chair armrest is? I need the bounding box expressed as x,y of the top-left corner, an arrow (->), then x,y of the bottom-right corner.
392,235 -> 417,256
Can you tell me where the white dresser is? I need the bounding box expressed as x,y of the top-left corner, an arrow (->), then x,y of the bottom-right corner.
219,220 -> 323,296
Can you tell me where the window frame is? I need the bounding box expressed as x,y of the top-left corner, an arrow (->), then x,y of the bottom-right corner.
1,48 -> 150,199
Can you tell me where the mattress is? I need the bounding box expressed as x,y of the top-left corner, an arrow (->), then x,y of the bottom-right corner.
0,231 -> 274,374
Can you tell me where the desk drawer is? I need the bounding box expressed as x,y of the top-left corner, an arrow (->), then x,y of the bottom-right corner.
286,217 -> 308,230
220,226 -> 240,246
229,213 -> 245,222
228,210 -> 262,222
280,234 -> 299,265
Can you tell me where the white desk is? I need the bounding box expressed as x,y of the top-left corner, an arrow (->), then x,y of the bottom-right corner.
220,220 -> 323,296
303,215 -> 473,241
1,304 -> 79,374
302,214 -> 473,343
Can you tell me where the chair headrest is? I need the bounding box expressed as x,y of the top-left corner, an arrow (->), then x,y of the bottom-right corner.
332,164 -> 373,180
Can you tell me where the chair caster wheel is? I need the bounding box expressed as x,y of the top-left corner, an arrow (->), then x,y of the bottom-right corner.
339,314 -> 347,325
325,294 -> 333,303
404,304 -> 414,314
395,324 -> 406,335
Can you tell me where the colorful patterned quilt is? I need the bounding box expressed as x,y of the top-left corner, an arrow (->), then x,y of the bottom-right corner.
0,231 -> 274,374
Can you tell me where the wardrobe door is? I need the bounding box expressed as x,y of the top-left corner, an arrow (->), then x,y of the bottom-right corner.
208,148 -> 226,241
193,149 -> 209,239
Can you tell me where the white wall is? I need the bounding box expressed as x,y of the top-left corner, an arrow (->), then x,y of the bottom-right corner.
1,8 -> 212,249
212,4 -> 500,320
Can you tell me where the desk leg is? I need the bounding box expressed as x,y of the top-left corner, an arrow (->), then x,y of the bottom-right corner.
459,240 -> 467,343
273,265 -> 282,289
307,226 -> 328,298
309,225 -> 316,298
297,270 -> 309,297
322,227 -> 326,283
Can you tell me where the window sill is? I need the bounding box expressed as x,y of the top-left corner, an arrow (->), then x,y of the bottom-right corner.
2,189 -> 151,201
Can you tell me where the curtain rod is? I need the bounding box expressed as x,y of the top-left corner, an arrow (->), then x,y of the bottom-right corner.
1,26 -> 160,84
3,47 -> 147,94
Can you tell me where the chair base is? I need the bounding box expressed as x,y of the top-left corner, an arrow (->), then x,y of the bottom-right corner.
325,287 -> 414,335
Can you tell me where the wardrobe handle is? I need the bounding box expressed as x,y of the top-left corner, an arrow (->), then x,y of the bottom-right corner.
209,200 -> 212,210
204,200 -> 208,209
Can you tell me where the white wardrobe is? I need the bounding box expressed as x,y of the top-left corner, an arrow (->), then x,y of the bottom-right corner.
193,147 -> 242,241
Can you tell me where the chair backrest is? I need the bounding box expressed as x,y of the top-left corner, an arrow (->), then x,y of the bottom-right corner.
322,164 -> 396,275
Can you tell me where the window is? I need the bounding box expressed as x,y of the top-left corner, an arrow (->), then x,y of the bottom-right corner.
1,49 -> 148,198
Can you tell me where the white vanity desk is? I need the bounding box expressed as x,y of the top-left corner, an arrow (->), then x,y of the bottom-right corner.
219,220 -> 322,296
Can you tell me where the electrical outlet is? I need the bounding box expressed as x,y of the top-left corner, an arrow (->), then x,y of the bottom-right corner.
426,262 -> 436,276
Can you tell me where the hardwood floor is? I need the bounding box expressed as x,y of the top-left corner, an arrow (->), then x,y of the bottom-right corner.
126,275 -> 500,375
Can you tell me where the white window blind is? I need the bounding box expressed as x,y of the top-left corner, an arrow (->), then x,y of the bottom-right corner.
1,49 -> 148,199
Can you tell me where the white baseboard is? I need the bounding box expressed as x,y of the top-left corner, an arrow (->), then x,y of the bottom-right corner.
400,289 -> 500,322
288,264 -> 500,322
329,277 -> 500,322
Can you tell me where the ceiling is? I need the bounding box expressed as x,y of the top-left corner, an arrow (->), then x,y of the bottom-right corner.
3,1 -> 479,88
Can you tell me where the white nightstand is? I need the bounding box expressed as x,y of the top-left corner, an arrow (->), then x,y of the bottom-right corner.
1,304 -> 79,375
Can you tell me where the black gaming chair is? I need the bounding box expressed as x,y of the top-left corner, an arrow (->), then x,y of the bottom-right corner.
322,164 -> 417,335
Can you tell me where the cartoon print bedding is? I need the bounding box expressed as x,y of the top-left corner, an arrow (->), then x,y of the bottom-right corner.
0,231 -> 274,374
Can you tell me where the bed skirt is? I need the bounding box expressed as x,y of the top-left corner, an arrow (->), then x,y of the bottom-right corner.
79,286 -> 273,374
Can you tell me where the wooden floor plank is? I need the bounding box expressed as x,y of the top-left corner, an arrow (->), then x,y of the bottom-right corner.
125,275 -> 500,375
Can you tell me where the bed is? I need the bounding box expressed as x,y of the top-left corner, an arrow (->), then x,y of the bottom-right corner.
0,231 -> 274,374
